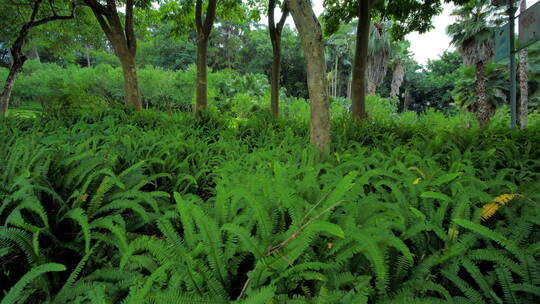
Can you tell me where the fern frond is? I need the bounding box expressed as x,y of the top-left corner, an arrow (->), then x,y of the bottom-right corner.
0,263 -> 66,304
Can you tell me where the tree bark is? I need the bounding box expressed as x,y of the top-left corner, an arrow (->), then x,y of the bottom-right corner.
269,0 -> 288,118
31,42 -> 40,62
118,51 -> 142,110
390,63 -> 404,98
475,61 -> 494,128
0,60 -> 24,118
288,0 -> 330,154
194,0 -> 217,113
403,88 -> 412,111
85,0 -> 142,110
85,45 -> 91,67
347,71 -> 352,99
518,0 -> 529,129
351,0 -> 371,120
195,35 -> 209,111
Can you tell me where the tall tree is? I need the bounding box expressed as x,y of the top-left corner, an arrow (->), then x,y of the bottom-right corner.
323,0 -> 469,120
194,0 -> 217,112
161,0 -> 245,112
389,40 -> 411,98
83,0 -> 148,110
268,0 -> 289,118
518,0 -> 529,128
0,0 -> 75,118
287,0 -> 330,153
447,0 -> 496,128
366,20 -> 390,95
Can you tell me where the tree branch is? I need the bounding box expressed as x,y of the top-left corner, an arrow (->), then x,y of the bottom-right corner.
269,0 -> 276,35
277,2 -> 289,32
202,0 -> 217,35
83,0 -> 110,16
30,1 -> 77,28
28,0 -> 44,23
125,0 -> 136,55
195,0 -> 203,33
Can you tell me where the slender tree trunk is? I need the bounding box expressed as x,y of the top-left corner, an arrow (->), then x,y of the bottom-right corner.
334,54 -> 339,97
195,35 -> 209,112
0,39 -> 26,118
0,61 -> 24,118
403,88 -> 412,111
31,43 -> 40,62
288,0 -> 330,154
390,63 -> 404,98
351,0 -> 370,120
193,0 -> 217,113
475,62 -> 494,128
519,0 -> 529,128
347,71 -> 352,99
269,0 -> 288,118
270,36 -> 281,117
85,45 -> 91,67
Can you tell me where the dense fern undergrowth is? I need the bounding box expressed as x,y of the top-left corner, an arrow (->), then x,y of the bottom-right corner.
1,107 -> 540,304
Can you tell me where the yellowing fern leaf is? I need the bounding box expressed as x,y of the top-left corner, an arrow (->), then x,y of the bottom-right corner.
481,194 -> 523,221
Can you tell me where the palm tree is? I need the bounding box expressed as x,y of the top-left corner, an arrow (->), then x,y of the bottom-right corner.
389,40 -> 412,98
366,21 -> 391,95
518,0 -> 529,128
447,0 -> 497,128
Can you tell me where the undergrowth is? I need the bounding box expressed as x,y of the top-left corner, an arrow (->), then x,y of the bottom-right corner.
1,107 -> 539,303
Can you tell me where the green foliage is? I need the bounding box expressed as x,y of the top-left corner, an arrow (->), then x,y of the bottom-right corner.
1,106 -> 539,303
452,62 -> 508,110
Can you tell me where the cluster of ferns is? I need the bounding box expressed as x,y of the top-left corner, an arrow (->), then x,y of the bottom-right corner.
1,108 -> 539,303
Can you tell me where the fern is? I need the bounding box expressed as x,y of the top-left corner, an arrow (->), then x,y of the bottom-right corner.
1,263 -> 66,304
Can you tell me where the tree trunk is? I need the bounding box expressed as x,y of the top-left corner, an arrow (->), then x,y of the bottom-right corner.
288,0 -> 330,154
1,30 -> 27,118
86,0 -> 142,110
403,88 -> 412,111
347,71 -> 352,99
519,0 -> 529,129
193,0 -> 217,113
31,43 -> 40,62
86,45 -> 91,67
195,35 -> 209,112
270,36 -> 281,117
334,53 -> 339,97
0,61 -> 24,118
367,80 -> 377,95
475,61 -> 494,128
118,52 -> 142,110
269,0 -> 288,118
351,0 -> 370,120
390,63 -> 404,98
